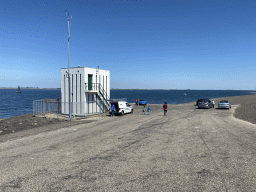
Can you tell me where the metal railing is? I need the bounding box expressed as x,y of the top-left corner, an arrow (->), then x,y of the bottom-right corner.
61,99 -> 108,116
33,98 -> 110,118
85,83 -> 99,92
86,99 -> 108,115
84,83 -> 111,111
97,83 -> 110,110
33,99 -> 61,117
109,98 -> 127,102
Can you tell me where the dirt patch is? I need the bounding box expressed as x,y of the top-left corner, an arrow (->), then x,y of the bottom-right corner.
234,103 -> 256,124
212,94 -> 256,124
0,114 -> 96,137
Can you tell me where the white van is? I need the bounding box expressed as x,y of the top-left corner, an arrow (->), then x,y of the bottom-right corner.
109,101 -> 133,115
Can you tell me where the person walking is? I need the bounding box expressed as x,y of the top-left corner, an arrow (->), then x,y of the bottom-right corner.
111,104 -> 115,117
212,100 -> 215,108
136,98 -> 139,105
142,105 -> 146,115
163,102 -> 167,116
147,106 -> 151,115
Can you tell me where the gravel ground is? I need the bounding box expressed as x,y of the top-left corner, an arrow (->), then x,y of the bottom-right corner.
0,113 -> 99,142
1,94 -> 256,191
1,94 -> 256,138
211,94 -> 256,124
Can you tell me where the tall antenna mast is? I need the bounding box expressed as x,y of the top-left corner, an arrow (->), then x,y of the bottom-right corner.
66,10 -> 72,120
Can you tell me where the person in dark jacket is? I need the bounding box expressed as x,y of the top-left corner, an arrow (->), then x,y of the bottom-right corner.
111,104 -> 115,117
163,102 -> 167,116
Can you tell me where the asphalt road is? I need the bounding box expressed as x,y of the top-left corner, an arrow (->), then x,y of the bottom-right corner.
1,103 -> 256,192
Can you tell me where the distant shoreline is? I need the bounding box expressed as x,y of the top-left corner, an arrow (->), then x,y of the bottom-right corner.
110,89 -> 191,90
110,89 -> 254,91
1,88 -> 254,91
0,87 -> 61,90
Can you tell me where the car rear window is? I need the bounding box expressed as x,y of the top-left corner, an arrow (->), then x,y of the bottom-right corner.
220,101 -> 228,103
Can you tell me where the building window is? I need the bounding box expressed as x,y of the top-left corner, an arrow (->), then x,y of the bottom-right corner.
96,75 -> 97,90
72,74 -> 73,103
80,74 -> 81,101
106,76 -> 107,96
64,75 -> 65,103
76,74 -> 77,102
103,75 -> 104,91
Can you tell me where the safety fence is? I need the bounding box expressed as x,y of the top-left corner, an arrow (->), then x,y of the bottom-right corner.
61,99 -> 109,116
33,99 -> 110,117
33,98 -> 127,117
33,99 -> 61,117
109,98 -> 127,102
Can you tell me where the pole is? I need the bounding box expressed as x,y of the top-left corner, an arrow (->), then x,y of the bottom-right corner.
66,11 -> 72,120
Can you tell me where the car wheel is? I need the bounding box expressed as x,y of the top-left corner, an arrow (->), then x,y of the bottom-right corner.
131,109 -> 133,113
121,111 -> 124,115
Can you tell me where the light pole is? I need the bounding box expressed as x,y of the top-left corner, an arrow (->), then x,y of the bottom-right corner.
66,10 -> 72,120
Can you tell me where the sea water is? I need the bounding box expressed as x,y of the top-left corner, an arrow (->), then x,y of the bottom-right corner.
111,89 -> 256,104
0,89 -> 255,119
0,89 -> 61,119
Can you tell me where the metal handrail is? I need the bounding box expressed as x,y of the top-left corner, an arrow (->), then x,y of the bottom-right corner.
84,83 -> 110,110
98,84 -> 110,109
99,84 -> 109,100
85,83 -> 99,91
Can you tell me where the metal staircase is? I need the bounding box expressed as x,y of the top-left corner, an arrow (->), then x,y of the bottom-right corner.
97,83 -> 110,112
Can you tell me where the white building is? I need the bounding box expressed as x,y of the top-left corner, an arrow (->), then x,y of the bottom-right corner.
61,66 -> 110,116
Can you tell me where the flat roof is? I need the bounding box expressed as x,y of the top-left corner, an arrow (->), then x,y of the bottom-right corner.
61,66 -> 110,71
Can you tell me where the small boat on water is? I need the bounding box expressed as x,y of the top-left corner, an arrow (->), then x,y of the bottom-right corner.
16,86 -> 22,93
183,93 -> 187,96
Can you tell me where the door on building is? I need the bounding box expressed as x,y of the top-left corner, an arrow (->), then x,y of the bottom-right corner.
88,74 -> 93,90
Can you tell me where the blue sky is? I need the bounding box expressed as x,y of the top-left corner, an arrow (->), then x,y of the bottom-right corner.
0,0 -> 255,90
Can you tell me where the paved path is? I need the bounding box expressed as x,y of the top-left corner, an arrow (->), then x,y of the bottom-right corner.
1,103 -> 256,191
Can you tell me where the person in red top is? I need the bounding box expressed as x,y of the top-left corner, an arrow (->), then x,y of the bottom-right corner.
163,102 -> 167,116
136,98 -> 139,105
